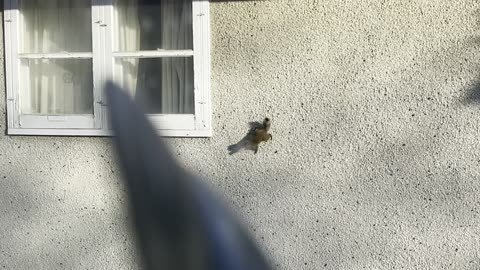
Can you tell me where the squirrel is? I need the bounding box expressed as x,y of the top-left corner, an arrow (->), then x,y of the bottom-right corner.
228,117 -> 272,155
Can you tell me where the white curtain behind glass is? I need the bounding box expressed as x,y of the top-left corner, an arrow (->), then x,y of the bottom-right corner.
116,0 -> 140,97
21,0 -> 93,115
116,0 -> 194,114
159,0 -> 193,114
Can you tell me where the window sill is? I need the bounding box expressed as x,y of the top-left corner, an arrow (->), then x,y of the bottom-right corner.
7,128 -> 212,137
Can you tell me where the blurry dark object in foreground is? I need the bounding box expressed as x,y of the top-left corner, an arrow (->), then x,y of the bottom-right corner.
106,81 -> 272,270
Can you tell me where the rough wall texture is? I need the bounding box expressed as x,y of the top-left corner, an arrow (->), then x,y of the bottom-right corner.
1,0 -> 480,269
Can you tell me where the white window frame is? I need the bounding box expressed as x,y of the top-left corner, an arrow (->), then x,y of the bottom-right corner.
3,0 -> 212,137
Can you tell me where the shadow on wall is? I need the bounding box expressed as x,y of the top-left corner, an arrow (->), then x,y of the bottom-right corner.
0,150 -> 139,270
463,10 -> 480,104
464,80 -> 480,104
337,11 -> 480,268
0,165 -> 87,269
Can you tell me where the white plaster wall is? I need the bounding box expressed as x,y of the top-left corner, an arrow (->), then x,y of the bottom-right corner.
2,0 -> 480,269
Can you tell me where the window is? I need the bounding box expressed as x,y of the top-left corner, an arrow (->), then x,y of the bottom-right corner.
3,0 -> 211,137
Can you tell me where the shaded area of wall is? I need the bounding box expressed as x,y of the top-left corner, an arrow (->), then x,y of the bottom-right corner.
1,0 -> 480,269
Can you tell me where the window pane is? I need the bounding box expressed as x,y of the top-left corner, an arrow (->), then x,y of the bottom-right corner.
115,57 -> 194,114
115,0 -> 193,51
21,59 -> 94,115
20,0 -> 92,53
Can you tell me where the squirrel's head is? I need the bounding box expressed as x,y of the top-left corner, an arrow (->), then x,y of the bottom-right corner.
263,117 -> 271,130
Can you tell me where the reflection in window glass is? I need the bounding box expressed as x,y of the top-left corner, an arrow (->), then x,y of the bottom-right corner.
20,0 -> 92,53
21,59 -> 94,115
115,0 -> 193,51
116,57 -> 194,114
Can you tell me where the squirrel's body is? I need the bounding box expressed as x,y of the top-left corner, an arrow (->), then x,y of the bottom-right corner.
228,118 -> 272,155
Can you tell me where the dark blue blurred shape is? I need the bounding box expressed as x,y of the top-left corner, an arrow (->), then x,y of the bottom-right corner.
106,81 -> 272,270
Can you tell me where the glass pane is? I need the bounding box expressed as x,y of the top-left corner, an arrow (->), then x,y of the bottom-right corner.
21,59 -> 94,115
115,57 -> 194,114
114,0 -> 193,51
20,0 -> 92,53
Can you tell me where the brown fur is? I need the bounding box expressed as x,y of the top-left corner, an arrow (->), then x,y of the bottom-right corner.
228,118 -> 272,155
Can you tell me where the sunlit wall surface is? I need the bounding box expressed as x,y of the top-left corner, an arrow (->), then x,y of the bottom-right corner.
1,0 -> 480,269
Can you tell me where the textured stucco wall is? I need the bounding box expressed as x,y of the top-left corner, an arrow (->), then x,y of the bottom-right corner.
2,0 -> 480,269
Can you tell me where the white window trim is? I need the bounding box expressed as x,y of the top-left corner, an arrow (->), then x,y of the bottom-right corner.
3,0 -> 212,137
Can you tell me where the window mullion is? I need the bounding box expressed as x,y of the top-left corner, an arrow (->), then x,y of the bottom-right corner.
102,0 -> 114,131
113,50 -> 194,58
18,52 -> 93,59
7,0 -> 21,128
192,1 -> 212,134
92,1 -> 107,129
